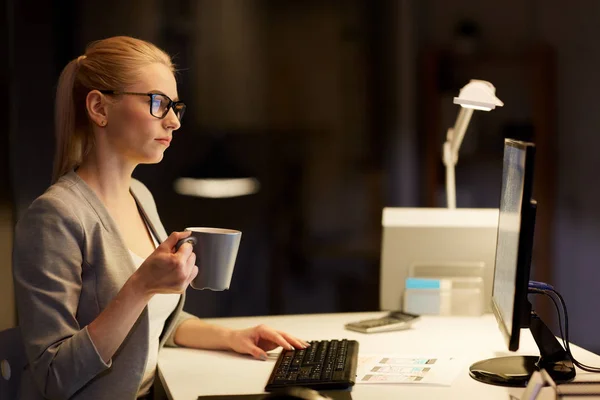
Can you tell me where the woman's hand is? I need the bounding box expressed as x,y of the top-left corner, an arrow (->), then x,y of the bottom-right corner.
228,325 -> 311,360
132,231 -> 198,296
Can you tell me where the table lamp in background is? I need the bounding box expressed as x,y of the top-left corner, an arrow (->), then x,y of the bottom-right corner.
443,79 -> 503,209
380,79 -> 503,315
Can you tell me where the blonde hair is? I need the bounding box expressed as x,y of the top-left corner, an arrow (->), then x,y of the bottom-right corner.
53,36 -> 174,183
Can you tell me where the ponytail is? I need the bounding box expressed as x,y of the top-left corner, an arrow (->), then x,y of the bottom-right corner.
52,56 -> 93,183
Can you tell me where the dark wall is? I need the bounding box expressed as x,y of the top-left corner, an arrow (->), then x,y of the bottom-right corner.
1,0 -> 16,329
10,1 -> 60,218
2,0 -> 11,201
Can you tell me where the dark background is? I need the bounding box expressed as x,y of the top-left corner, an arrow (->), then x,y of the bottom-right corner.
3,0 -> 600,355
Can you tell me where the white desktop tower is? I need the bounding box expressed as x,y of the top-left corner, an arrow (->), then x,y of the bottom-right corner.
379,207 -> 499,313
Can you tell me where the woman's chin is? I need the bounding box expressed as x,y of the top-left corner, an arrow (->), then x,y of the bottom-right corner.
139,153 -> 164,165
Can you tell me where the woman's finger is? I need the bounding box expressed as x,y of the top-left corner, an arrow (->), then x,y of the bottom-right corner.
256,326 -> 294,350
184,264 -> 198,287
183,251 -> 198,285
278,331 -> 310,349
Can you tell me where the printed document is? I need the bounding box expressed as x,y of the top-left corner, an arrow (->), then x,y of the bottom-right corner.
356,355 -> 463,386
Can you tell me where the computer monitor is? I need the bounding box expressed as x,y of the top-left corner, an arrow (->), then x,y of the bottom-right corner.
469,139 -> 575,387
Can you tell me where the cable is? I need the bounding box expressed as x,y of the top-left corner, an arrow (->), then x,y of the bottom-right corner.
528,288 -> 567,351
530,288 -> 600,373
529,281 -> 555,291
549,288 -> 600,372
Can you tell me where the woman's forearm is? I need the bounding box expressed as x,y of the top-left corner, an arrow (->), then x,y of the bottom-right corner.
87,273 -> 153,363
173,318 -> 234,350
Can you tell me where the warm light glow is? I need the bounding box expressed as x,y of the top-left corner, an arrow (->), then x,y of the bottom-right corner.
173,177 -> 260,198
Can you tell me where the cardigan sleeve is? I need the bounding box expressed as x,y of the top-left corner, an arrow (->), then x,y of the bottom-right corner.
12,194 -> 111,399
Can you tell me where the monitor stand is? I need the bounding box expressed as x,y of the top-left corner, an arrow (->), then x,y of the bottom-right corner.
469,309 -> 575,387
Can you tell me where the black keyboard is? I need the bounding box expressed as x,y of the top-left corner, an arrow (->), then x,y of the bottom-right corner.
265,339 -> 359,392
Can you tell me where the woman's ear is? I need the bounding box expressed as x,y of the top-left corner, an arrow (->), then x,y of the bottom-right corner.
86,90 -> 109,127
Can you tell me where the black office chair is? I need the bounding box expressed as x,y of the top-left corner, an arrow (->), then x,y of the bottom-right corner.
0,327 -> 26,399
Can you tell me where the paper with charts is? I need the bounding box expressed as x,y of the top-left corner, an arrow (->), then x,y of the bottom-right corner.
356,355 -> 463,386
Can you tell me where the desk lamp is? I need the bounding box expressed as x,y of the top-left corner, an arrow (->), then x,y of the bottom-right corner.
443,79 -> 504,208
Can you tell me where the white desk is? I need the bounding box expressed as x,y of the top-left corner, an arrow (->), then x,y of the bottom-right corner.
158,312 -> 600,400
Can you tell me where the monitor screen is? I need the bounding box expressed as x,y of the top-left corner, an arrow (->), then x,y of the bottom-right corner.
470,139 -> 575,387
491,139 -> 532,350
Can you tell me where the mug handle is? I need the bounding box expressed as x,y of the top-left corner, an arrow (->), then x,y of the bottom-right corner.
175,236 -> 197,251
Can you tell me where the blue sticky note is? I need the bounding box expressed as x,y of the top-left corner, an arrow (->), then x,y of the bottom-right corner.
405,278 -> 441,289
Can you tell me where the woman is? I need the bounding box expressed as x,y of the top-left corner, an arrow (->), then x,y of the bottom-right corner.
12,36 -> 308,400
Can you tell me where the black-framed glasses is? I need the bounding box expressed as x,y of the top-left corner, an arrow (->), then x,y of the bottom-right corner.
100,90 -> 186,121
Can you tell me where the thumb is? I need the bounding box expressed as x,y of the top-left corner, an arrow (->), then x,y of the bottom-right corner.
159,231 -> 192,252
246,343 -> 268,361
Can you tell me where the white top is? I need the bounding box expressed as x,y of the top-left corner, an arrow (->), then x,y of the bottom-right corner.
130,234 -> 181,397
158,312 -> 600,400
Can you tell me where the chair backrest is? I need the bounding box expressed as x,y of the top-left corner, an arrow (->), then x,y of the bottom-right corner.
0,327 -> 26,399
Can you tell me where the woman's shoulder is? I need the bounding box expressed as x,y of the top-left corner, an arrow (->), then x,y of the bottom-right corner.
19,185 -> 83,227
18,173 -> 95,229
30,176 -> 88,214
14,185 -> 85,245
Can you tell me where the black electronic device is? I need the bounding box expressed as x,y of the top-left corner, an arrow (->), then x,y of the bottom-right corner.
469,139 -> 575,387
264,339 -> 359,392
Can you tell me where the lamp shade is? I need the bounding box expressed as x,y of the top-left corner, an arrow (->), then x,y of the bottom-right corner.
453,79 -> 504,111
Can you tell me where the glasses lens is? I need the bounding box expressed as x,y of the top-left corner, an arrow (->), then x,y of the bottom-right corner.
151,94 -> 170,118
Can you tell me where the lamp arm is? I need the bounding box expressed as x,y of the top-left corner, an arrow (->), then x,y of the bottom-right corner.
448,107 -> 474,162
443,106 -> 474,209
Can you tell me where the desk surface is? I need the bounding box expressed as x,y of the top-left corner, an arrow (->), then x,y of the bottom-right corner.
158,312 -> 600,400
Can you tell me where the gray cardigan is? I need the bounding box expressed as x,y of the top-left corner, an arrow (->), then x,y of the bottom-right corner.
13,171 -> 198,400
